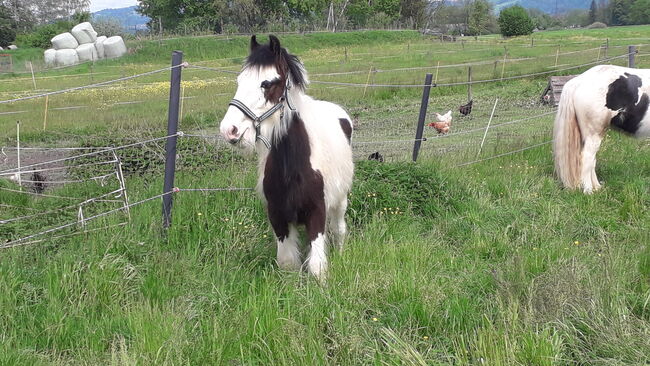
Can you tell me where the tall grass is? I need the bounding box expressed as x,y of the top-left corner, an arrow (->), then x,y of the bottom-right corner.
0,28 -> 650,365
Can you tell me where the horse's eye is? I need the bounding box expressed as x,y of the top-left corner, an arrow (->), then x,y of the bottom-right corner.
261,80 -> 271,89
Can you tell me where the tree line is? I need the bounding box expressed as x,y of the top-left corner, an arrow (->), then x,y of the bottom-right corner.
137,0 -> 434,34
2,0 -> 650,49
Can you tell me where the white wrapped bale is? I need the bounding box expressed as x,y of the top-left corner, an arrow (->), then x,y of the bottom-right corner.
71,22 -> 98,44
0,46 -> 3,51
94,36 -> 107,59
8,45 -> 17,50
76,43 -> 98,62
51,33 -> 79,50
44,49 -> 56,67
103,36 -> 127,59
55,49 -> 79,66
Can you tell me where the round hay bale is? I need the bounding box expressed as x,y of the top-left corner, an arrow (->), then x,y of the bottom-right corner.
51,33 -> 79,50
0,46 -> 3,51
55,49 -> 79,66
76,43 -> 98,62
71,22 -> 98,44
44,49 -> 56,67
8,45 -> 17,50
94,36 -> 107,59
103,36 -> 127,59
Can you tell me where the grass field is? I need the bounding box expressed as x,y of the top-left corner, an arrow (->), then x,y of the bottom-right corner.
1,27 -> 650,365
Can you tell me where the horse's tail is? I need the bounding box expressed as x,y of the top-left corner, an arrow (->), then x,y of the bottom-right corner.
553,79 -> 582,189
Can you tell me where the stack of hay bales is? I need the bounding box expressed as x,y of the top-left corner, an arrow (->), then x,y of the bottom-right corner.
45,22 -> 128,67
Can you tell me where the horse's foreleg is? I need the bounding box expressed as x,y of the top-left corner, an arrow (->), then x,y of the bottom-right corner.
306,209 -> 328,280
581,135 -> 603,194
270,217 -> 301,271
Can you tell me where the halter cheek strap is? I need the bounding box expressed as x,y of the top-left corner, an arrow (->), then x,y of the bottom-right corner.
227,79 -> 296,150
228,99 -> 283,149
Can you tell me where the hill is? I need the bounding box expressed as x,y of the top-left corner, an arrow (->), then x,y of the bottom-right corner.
489,0 -> 592,13
92,5 -> 149,32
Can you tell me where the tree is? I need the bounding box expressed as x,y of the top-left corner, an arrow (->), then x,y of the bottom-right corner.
0,3 -> 15,47
588,0 -> 597,24
498,5 -> 534,37
399,0 -> 429,29
609,0 -> 632,25
467,0 -> 492,36
527,8 -> 562,30
628,0 -> 650,24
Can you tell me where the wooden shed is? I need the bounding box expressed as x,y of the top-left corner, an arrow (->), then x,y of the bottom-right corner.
541,75 -> 577,106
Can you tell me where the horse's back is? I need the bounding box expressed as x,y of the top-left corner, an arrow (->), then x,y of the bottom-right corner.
569,65 -> 650,137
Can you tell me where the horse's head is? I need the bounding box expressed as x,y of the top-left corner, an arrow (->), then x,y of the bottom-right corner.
220,35 -> 307,152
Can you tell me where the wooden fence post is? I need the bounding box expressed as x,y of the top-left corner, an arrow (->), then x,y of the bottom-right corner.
412,73 -> 433,162
162,50 -> 183,229
628,45 -> 636,68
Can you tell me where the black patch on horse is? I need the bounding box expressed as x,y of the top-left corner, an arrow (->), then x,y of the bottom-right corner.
263,113 -> 325,242
247,35 -> 307,92
339,118 -> 352,143
605,72 -> 649,134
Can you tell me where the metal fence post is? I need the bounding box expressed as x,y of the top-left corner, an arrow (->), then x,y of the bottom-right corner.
628,45 -> 636,68
162,50 -> 183,228
412,73 -> 433,162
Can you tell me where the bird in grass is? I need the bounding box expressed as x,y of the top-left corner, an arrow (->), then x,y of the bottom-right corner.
427,110 -> 452,134
30,172 -> 46,194
368,151 -> 384,162
459,99 -> 473,116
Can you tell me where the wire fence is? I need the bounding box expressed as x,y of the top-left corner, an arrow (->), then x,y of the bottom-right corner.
2,41 -> 645,249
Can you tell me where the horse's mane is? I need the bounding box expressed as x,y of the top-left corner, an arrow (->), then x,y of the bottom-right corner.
245,35 -> 307,91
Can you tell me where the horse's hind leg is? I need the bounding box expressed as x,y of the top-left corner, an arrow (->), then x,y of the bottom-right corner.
328,198 -> 348,254
581,134 -> 603,194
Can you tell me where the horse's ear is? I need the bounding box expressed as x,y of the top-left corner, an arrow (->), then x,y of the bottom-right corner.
250,35 -> 260,52
269,35 -> 282,55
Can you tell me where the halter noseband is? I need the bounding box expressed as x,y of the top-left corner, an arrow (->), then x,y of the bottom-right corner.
228,79 -> 295,150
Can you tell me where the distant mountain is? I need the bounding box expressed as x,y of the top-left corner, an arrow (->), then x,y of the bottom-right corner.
488,0 -> 592,13
92,6 -> 149,33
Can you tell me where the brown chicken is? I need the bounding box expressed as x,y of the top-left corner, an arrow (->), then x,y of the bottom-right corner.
427,110 -> 452,134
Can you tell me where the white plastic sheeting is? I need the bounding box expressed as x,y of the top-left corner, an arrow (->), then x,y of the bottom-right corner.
71,22 -> 98,44
103,36 -> 127,59
44,49 -> 56,67
76,43 -> 99,62
94,36 -> 107,59
54,49 -> 79,66
51,33 -> 79,50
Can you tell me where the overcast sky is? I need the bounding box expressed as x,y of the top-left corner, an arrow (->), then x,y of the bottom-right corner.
90,0 -> 138,12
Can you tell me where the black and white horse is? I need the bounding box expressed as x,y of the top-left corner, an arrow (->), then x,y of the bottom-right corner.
554,65 -> 650,193
219,35 -> 354,279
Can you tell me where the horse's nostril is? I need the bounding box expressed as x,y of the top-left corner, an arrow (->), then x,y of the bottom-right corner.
230,126 -> 238,136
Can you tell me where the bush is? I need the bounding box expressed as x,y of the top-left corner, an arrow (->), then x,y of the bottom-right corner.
498,5 -> 534,37
348,161 -> 467,226
587,21 -> 607,29
16,21 -> 73,49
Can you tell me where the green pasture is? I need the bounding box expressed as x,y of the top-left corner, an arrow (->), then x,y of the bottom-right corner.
1,27 -> 650,365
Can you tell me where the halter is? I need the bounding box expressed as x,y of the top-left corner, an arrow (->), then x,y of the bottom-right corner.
228,79 -> 296,150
